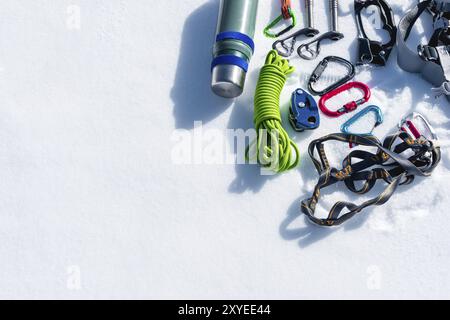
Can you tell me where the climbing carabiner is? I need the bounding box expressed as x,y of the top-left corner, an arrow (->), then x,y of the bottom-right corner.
297,31 -> 344,60
319,82 -> 371,118
308,56 -> 356,96
272,28 -> 319,57
341,105 -> 384,135
264,0 -> 297,38
398,112 -> 438,141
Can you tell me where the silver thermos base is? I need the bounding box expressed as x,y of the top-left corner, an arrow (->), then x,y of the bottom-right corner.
211,64 -> 246,98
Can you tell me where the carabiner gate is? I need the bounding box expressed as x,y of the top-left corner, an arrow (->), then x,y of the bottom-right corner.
398,112 -> 439,141
319,82 -> 371,118
264,1 -> 297,38
308,56 -> 356,96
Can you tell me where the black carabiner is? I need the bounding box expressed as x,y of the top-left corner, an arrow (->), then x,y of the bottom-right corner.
272,27 -> 320,57
308,56 -> 356,96
354,0 -> 397,66
297,31 -> 344,60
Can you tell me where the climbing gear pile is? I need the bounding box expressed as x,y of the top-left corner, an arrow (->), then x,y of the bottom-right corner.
246,50 -> 300,173
319,82 -> 371,117
264,0 -> 297,38
397,0 -> 450,101
308,56 -> 356,96
354,0 -> 397,66
289,88 -> 320,132
301,125 -> 441,226
209,0 -> 446,229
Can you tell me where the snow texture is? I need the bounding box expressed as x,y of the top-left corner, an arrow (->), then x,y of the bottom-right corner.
0,0 -> 449,299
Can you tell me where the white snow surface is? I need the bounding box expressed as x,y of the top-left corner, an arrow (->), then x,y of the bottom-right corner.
0,0 -> 449,299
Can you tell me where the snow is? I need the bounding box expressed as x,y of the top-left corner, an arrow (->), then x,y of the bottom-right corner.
0,0 -> 449,299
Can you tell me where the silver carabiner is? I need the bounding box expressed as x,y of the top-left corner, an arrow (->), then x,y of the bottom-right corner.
398,112 -> 438,140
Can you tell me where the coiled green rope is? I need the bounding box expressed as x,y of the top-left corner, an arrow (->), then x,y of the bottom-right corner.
247,50 -> 300,173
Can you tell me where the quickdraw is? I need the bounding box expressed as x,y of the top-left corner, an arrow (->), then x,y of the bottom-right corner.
341,105 -> 383,136
308,56 -> 356,96
301,130 -> 441,227
289,88 -> 320,132
264,0 -> 297,38
354,0 -> 397,66
319,82 -> 371,117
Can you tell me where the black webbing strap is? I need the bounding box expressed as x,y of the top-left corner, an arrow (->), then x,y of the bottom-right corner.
301,132 -> 441,227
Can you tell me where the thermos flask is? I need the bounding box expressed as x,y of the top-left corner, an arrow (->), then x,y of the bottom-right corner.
211,0 -> 259,98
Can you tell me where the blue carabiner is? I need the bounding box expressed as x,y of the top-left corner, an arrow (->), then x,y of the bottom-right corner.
341,105 -> 384,136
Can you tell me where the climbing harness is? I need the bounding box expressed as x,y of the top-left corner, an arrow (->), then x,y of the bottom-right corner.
354,0 -> 397,66
319,82 -> 371,117
397,0 -> 450,101
297,0 -> 344,60
264,0 -> 297,38
246,50 -> 300,172
308,56 -> 356,96
272,0 -> 319,57
399,112 -> 438,141
301,130 -> 441,227
289,88 -> 320,132
341,105 -> 383,135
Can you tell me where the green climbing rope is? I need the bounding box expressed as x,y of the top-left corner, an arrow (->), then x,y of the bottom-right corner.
247,50 -> 300,173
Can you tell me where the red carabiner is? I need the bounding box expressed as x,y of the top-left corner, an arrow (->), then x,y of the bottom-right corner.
319,82 -> 371,118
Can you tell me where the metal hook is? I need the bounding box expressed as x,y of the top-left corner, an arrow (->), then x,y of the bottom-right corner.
297,31 -> 344,60
272,28 -> 319,57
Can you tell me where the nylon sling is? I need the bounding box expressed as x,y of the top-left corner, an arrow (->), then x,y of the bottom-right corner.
301,132 -> 441,227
